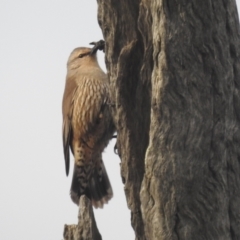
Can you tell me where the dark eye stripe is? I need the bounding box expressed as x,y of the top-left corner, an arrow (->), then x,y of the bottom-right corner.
78,52 -> 89,58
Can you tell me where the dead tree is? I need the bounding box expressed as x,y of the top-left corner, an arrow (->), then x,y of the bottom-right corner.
63,196 -> 102,240
97,0 -> 240,239
64,0 -> 240,239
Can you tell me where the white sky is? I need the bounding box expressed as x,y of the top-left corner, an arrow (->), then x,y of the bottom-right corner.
0,1 -> 134,240
0,1 -> 240,240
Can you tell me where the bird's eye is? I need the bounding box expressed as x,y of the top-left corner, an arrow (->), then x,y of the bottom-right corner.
78,54 -> 84,58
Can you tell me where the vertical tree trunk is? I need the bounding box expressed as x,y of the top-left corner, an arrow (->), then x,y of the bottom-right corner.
97,1 -> 153,239
97,0 -> 240,240
64,196 -> 102,240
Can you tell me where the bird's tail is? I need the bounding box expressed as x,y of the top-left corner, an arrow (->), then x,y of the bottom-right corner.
70,161 -> 113,208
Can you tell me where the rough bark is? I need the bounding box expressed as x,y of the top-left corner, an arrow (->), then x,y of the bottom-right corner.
97,0 -> 240,240
97,1 -> 152,239
64,196 -> 102,240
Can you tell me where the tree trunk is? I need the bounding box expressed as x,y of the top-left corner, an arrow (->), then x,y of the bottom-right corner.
64,196 -> 102,240
97,0 -> 240,240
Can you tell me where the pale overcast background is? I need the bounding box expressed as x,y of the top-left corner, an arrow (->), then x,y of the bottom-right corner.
0,1 -> 134,240
0,1 -> 240,240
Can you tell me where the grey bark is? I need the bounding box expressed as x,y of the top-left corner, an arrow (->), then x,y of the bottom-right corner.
97,0 -> 240,240
63,196 -> 102,240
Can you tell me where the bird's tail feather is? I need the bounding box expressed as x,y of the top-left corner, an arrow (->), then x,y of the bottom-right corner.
89,161 -> 113,208
70,164 -> 89,205
70,161 -> 113,208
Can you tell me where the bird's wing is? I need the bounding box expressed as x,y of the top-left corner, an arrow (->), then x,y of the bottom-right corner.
62,76 -> 78,176
72,75 -> 109,135
62,73 -> 108,176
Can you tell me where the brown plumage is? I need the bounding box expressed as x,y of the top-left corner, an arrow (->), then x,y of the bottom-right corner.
62,47 -> 115,208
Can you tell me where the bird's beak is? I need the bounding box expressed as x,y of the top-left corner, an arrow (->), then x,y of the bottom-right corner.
89,40 -> 105,55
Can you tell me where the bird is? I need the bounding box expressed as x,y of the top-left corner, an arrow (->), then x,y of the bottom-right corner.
62,46 -> 115,208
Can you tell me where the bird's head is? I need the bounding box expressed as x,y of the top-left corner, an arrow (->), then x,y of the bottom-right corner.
67,47 -> 98,70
